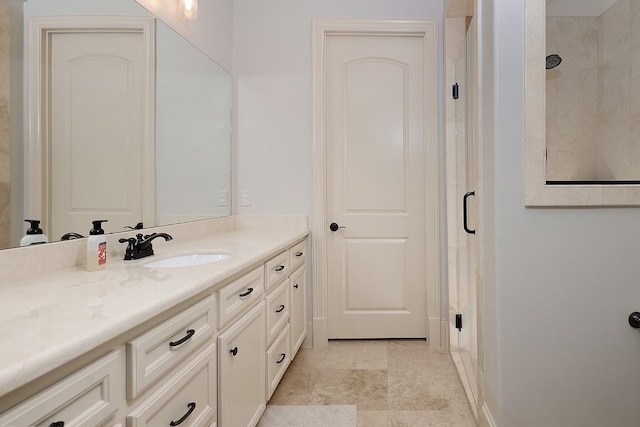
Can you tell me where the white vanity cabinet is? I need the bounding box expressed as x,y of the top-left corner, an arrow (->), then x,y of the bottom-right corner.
0,235 -> 308,427
218,301 -> 266,427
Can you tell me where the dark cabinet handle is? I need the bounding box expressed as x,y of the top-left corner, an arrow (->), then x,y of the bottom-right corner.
329,222 -> 346,232
629,312 -> 640,328
463,191 -> 476,235
295,252 -> 303,257
239,288 -> 254,298
275,265 -> 285,272
49,423 -> 64,427
276,305 -> 285,313
170,402 -> 196,426
230,346 -> 238,356
276,353 -> 286,364
294,283 -> 299,289
169,329 -> 195,347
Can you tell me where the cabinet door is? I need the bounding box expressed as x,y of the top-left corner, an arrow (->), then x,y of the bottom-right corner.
218,301 -> 266,427
266,324 -> 291,400
289,240 -> 306,272
0,350 -> 123,427
127,294 -> 216,398
264,251 -> 289,292
127,343 -> 216,427
265,280 -> 290,346
290,267 -> 306,358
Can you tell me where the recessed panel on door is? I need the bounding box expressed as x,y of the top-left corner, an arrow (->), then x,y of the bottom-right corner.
344,238 -> 408,311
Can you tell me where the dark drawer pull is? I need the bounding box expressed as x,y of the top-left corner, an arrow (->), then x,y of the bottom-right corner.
275,265 -> 285,272
50,422 -> 64,427
239,288 -> 254,297
276,353 -> 286,364
170,402 -> 196,426
230,346 -> 238,356
295,252 -> 303,257
169,329 -> 195,347
294,283 -> 299,289
276,304 -> 285,313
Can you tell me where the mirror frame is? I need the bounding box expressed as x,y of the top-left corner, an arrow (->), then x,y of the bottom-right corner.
524,0 -> 640,206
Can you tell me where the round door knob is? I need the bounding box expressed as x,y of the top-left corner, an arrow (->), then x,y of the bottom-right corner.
629,312 -> 640,329
329,222 -> 346,232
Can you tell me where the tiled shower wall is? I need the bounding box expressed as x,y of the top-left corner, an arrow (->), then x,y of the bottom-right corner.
0,4 -> 10,248
546,0 -> 640,181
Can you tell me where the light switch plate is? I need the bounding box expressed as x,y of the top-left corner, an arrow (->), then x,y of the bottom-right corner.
240,191 -> 251,207
217,190 -> 228,207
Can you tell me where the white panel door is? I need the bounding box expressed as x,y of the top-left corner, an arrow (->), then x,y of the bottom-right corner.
49,31 -> 147,239
326,34 -> 428,339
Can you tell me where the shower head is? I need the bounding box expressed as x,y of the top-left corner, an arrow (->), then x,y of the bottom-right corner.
546,54 -> 562,70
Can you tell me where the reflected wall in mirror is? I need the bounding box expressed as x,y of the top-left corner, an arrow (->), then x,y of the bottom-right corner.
546,0 -> 640,184
524,0 -> 640,206
0,0 -> 231,249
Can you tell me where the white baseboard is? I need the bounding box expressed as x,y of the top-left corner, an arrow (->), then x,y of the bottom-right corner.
428,316 -> 442,348
440,319 -> 449,349
312,316 -> 328,348
301,321 -> 313,348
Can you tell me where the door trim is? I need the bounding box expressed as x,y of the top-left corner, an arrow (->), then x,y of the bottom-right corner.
311,18 -> 441,348
27,16 -> 156,233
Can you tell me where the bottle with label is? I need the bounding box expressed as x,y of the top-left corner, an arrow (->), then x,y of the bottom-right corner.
20,219 -> 49,246
87,220 -> 108,271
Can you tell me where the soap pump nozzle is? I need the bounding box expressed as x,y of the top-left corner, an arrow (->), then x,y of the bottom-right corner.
20,219 -> 48,246
24,219 -> 44,235
90,220 -> 108,236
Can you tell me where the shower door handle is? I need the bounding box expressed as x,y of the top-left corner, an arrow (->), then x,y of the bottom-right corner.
463,191 -> 476,235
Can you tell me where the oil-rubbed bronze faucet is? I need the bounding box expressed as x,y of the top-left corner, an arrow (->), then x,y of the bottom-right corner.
119,233 -> 173,260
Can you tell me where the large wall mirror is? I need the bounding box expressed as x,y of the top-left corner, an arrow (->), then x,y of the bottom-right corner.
0,0 -> 231,249
525,0 -> 640,206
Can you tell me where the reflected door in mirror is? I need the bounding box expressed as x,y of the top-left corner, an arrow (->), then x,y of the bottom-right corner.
47,27 -> 154,239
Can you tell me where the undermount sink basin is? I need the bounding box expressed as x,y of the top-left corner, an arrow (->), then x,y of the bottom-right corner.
141,251 -> 231,268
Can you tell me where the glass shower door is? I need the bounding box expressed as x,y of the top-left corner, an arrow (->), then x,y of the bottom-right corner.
453,19 -> 479,411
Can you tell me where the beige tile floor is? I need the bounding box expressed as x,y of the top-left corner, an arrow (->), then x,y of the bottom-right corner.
267,340 -> 477,427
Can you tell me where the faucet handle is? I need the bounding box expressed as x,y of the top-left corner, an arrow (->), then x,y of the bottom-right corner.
118,237 -> 137,260
124,222 -> 144,230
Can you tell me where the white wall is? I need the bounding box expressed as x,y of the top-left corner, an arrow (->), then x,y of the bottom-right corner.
233,0 -> 443,217
484,0 -> 640,424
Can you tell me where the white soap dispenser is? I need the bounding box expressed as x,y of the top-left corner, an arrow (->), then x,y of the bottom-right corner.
20,219 -> 49,246
87,220 -> 108,271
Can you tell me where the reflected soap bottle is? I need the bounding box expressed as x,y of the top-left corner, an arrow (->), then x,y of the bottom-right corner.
87,220 -> 108,272
20,219 -> 49,246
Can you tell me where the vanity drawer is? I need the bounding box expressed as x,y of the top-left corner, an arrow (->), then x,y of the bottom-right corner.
289,240 -> 306,272
127,343 -> 216,427
219,266 -> 265,328
0,350 -> 123,427
265,279 -> 290,346
127,294 -> 216,399
266,324 -> 291,400
265,250 -> 289,292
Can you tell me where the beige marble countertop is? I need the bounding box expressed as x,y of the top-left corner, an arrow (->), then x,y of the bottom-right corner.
0,223 -> 308,398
